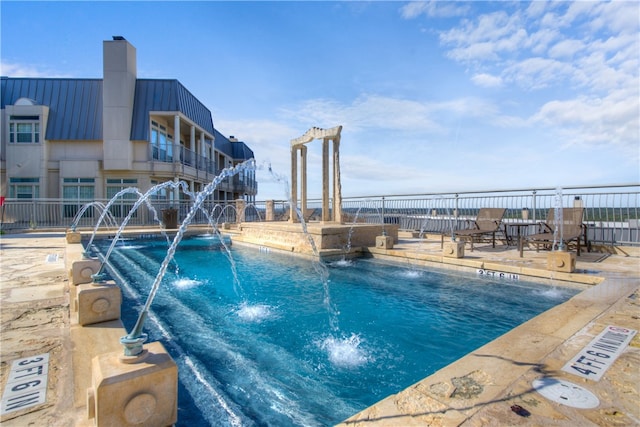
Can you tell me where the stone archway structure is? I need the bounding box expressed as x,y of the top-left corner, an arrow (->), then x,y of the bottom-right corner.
290,126 -> 343,224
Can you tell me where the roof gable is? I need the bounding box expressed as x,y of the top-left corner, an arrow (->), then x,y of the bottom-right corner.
213,128 -> 254,161
1,77 -> 102,140
131,79 -> 215,140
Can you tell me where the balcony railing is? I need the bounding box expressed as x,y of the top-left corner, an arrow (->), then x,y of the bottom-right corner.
152,144 -> 216,174
1,184 -> 638,246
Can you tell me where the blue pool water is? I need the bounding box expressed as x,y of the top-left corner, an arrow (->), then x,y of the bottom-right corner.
94,235 -> 579,426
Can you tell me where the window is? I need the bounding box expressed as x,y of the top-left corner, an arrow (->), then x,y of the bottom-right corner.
9,178 -> 40,199
9,116 -> 40,144
151,121 -> 173,162
63,178 -> 95,218
106,178 -> 138,218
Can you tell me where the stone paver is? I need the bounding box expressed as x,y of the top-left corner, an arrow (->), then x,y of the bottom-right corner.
0,233 -> 75,426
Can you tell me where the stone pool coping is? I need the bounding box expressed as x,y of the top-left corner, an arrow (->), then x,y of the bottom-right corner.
0,230 -> 638,426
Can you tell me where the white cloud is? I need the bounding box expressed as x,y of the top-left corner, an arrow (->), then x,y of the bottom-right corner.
593,1 -> 640,33
0,61 -> 71,77
548,39 -> 585,59
524,1 -> 549,20
527,27 -> 561,55
215,93 -> 507,199
471,73 -> 502,88
280,94 -> 500,135
431,1 -> 638,157
439,10 -> 526,57
445,41 -> 501,63
559,1 -> 598,28
502,57 -> 574,89
281,95 -> 441,133
438,2 -> 639,87
400,1 -> 469,19
531,93 -> 639,158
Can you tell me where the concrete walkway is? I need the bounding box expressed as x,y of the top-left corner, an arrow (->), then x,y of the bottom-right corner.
0,232 -> 76,426
0,231 -> 638,426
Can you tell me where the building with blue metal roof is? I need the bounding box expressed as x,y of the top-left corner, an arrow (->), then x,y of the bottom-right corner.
0,37 -> 256,214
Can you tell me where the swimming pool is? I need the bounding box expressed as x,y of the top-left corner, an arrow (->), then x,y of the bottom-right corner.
94,235 -> 579,426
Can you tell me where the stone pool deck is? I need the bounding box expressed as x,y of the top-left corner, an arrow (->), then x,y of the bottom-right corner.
0,230 -> 638,426
341,235 -> 640,426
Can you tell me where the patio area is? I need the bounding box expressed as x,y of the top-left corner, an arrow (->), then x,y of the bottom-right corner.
0,230 -> 638,426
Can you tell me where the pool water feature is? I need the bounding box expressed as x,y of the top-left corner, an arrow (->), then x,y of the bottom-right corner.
94,236 -> 579,426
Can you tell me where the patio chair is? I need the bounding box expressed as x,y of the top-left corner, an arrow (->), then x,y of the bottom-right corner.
519,207 -> 585,257
441,208 -> 506,251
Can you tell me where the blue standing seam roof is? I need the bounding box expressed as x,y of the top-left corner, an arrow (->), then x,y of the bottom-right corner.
213,128 -> 255,161
1,77 -> 216,143
1,77 -> 103,141
232,141 -> 255,160
131,79 -> 215,141
214,128 -> 233,154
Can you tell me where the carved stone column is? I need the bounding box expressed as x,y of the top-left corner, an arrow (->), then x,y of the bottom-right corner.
333,137 -> 342,223
290,146 -> 298,223
300,145 -> 307,221
322,138 -> 330,222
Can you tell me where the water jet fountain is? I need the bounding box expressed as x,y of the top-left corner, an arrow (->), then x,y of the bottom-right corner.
82,160 -> 256,427
547,187 -> 576,273
440,197 -> 465,258
121,160 -> 256,356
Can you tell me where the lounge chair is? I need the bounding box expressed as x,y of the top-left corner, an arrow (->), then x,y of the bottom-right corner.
519,207 -> 585,257
441,208 -> 506,251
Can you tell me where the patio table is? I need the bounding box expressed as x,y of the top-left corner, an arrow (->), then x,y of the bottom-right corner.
506,222 -> 539,246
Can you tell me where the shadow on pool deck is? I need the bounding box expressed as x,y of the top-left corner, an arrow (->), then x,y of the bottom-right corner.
0,230 -> 638,426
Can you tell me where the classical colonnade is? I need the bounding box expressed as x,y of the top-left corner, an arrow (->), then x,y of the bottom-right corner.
290,126 -> 343,223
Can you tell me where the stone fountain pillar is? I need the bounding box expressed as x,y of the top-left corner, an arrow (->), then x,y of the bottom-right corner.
443,240 -> 465,258
376,235 -> 394,249
236,199 -> 246,223
75,279 -> 122,326
265,200 -> 275,221
66,229 -> 82,243
87,341 -> 177,426
67,239 -> 103,314
71,258 -> 102,285
547,250 -> 576,273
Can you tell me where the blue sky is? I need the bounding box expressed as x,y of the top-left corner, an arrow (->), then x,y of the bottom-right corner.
2,1 -> 638,200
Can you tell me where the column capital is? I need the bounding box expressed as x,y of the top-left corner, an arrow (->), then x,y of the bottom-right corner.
290,125 -> 342,147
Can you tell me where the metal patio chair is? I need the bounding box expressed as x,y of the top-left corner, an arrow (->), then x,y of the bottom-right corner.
441,208 -> 507,251
519,207 -> 586,257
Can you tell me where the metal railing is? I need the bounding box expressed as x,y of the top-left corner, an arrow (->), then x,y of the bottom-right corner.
1,184 -> 638,246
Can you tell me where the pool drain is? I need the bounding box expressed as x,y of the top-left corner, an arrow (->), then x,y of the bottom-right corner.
532,377 -> 599,409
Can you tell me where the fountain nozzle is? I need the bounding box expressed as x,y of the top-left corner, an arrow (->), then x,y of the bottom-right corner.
120,334 -> 148,358
121,310 -> 149,357
91,272 -> 107,283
